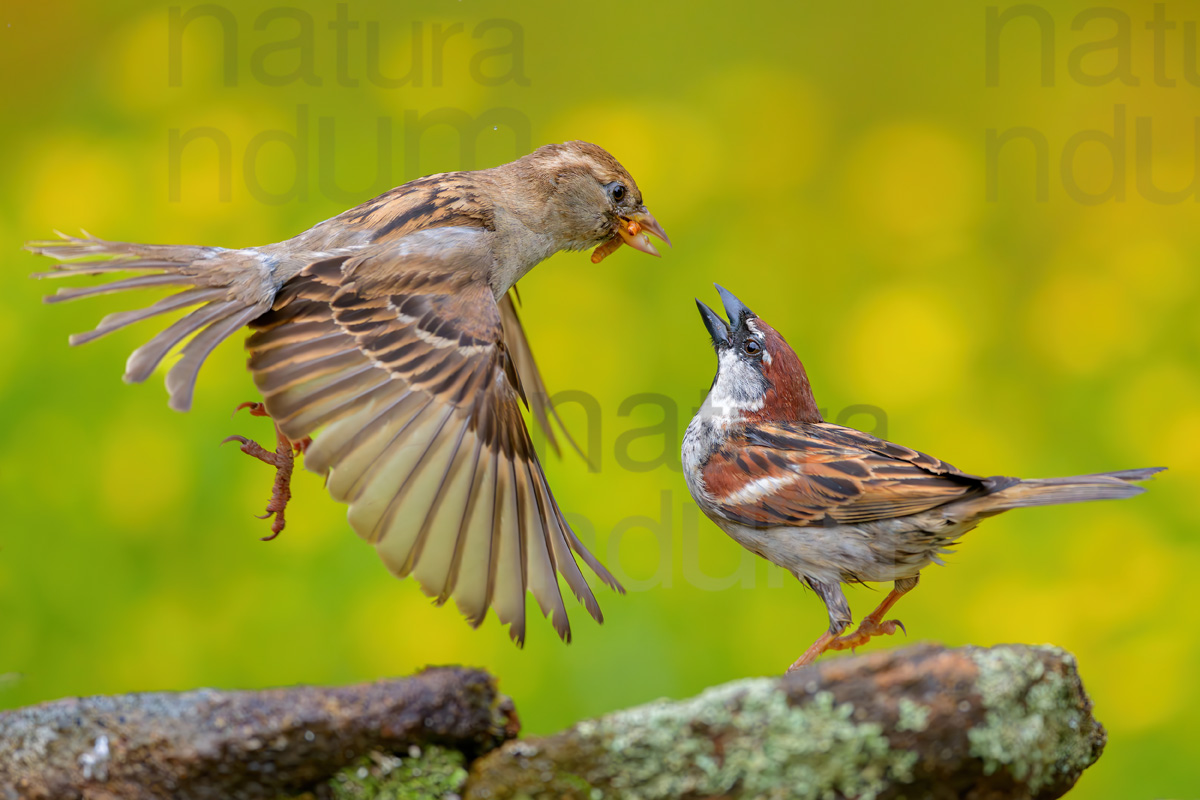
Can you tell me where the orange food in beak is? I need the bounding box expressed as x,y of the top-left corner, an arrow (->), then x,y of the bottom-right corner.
590,208 -> 670,264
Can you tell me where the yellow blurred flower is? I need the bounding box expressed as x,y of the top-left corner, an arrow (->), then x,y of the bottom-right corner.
844,123 -> 978,261
23,137 -> 133,234
1025,269 -> 1147,375
843,285 -> 974,405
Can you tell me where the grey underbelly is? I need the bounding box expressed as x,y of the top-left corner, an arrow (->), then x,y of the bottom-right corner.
715,513 -> 978,585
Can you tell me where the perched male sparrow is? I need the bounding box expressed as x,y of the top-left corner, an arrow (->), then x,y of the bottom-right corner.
28,141 -> 669,644
683,286 -> 1163,671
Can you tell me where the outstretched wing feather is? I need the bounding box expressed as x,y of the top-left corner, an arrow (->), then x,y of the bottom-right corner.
245,231 -> 618,642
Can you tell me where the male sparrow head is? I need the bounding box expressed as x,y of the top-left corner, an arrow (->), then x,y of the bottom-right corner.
684,285 -> 1163,672
694,285 -> 820,425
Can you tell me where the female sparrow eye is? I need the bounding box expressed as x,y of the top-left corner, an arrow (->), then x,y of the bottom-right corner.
744,339 -> 762,356
606,182 -> 627,203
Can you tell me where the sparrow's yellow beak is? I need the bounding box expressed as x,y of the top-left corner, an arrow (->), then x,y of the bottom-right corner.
591,207 -> 671,263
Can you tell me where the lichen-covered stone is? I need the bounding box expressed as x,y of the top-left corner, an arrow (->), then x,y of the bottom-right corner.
0,668 -> 514,800
328,746 -> 468,800
895,697 -> 931,733
466,644 -> 1105,800
968,646 -> 1100,793
573,680 -> 917,800
466,681 -> 913,800
0,645 -> 1104,800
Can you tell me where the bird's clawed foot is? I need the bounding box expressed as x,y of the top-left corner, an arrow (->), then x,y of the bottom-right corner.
785,618 -> 907,672
786,581 -> 917,673
828,617 -> 907,652
223,402 -> 311,541
233,402 -> 312,454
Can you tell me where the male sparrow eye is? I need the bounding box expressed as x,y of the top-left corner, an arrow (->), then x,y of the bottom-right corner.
606,182 -> 627,203
744,339 -> 762,356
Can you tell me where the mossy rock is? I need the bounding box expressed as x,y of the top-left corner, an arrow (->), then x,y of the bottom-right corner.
326,745 -> 469,800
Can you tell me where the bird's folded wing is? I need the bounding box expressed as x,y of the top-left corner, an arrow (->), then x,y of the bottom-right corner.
244,233 -> 620,644
704,422 -> 987,527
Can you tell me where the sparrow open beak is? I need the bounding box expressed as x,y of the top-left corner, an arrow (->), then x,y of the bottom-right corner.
715,284 -> 754,328
617,207 -> 671,257
630,207 -> 671,246
591,207 -> 671,263
696,299 -> 730,347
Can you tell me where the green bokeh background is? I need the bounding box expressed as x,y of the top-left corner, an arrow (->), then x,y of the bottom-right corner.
2,1 -> 1198,795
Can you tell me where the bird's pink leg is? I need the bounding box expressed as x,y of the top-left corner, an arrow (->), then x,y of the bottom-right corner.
824,585 -> 911,653
787,576 -> 918,672
788,630 -> 843,671
222,402 -> 312,541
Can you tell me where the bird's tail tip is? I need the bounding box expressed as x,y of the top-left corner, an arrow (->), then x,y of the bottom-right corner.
986,466 -> 1166,511
1090,466 -> 1167,483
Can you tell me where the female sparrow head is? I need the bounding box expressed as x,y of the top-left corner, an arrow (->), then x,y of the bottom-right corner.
510,141 -> 670,262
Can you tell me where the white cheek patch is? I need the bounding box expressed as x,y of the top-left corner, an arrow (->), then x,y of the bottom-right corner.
709,356 -> 764,414
707,348 -> 767,415
718,348 -> 739,373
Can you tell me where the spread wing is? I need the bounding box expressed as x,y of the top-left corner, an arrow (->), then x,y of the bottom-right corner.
245,228 -> 620,644
701,422 -> 988,528
497,289 -> 586,462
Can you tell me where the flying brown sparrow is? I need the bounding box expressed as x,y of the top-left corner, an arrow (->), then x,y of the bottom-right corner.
683,285 -> 1163,671
27,141 -> 670,645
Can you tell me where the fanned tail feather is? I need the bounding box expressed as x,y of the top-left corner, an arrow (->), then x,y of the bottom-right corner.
27,232 -> 273,411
